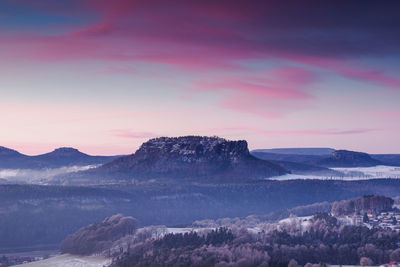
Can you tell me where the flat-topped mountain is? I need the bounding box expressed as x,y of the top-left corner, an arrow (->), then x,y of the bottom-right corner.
89,136 -> 288,181
45,147 -> 83,156
317,150 -> 382,167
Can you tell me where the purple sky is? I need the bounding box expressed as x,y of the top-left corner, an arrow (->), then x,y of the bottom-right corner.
1,0 -> 399,155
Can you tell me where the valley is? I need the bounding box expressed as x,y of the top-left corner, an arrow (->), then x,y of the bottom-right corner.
1,137 -> 400,267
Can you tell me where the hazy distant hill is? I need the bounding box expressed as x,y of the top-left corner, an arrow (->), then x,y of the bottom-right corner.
0,146 -> 30,168
371,154 -> 400,166
0,146 -> 24,157
317,150 -> 382,167
0,146 -> 119,169
252,147 -> 335,156
251,151 -> 324,165
267,160 -> 342,176
31,147 -> 120,168
67,136 -> 288,183
252,148 -> 389,168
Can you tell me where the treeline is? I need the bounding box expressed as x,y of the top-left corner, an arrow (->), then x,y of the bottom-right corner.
332,195 -> 394,216
193,201 -> 332,229
2,181 -> 400,251
113,213 -> 400,267
113,228 -> 270,267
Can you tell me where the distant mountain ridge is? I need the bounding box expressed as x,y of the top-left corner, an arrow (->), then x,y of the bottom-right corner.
252,148 -> 335,156
68,136 -> 288,183
0,146 -> 120,169
370,154 -> 400,166
267,160 -> 342,176
317,150 -> 382,167
0,146 -> 23,156
252,148 -> 391,168
251,151 -> 324,165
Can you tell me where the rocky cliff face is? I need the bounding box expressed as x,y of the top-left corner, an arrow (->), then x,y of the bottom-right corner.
135,136 -> 249,164
98,136 -> 288,180
317,150 -> 382,167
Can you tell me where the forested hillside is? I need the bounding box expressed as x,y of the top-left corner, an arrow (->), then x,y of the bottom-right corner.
2,179 -> 400,252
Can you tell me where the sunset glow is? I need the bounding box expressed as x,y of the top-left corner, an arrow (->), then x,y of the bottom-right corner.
1,1 -> 399,154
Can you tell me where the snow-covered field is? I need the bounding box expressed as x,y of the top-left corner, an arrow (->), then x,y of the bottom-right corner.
271,165 -> 400,181
12,254 -> 111,267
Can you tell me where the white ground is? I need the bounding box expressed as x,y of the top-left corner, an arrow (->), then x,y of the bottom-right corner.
166,227 -> 207,234
271,165 -> 400,181
11,254 -> 111,267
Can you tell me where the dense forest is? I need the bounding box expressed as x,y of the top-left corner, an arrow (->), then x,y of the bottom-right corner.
113,213 -> 400,267
2,180 -> 400,251
332,195 -> 394,216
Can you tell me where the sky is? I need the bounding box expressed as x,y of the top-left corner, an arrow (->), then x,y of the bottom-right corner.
0,0 -> 399,155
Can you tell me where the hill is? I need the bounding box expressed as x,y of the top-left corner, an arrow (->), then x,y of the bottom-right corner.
0,146 -> 31,169
31,147 -> 120,168
317,150 -> 382,167
250,151 -> 325,165
0,146 -> 119,169
371,154 -> 400,166
61,214 -> 138,255
252,149 -> 386,168
0,146 -> 24,157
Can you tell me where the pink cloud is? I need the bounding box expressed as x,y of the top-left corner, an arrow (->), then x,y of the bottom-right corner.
110,129 -> 157,139
98,65 -> 137,75
210,126 -> 378,136
2,2 -> 399,92
281,55 -> 400,90
219,94 -> 312,118
193,80 -> 310,99
332,67 -> 400,89
70,23 -> 116,37
1,0 -> 399,119
367,109 -> 400,120
191,66 -> 317,117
